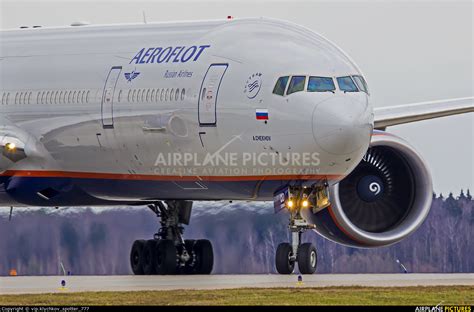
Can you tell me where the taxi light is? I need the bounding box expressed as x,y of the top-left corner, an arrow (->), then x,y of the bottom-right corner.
302,200 -> 309,208
5,142 -> 16,151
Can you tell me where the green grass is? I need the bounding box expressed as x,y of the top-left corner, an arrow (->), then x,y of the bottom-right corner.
0,286 -> 473,305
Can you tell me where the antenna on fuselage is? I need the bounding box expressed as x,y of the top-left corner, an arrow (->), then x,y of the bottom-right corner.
142,11 -> 147,24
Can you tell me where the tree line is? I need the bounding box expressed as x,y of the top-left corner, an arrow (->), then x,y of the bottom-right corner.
0,190 -> 472,275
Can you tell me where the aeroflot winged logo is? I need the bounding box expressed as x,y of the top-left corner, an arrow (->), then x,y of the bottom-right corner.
130,45 -> 211,64
124,70 -> 140,82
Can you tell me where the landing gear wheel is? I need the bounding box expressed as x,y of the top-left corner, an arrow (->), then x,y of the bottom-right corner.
183,239 -> 196,274
130,240 -> 146,275
193,239 -> 213,274
142,240 -> 158,275
156,239 -> 177,275
297,243 -> 317,274
276,243 -> 295,274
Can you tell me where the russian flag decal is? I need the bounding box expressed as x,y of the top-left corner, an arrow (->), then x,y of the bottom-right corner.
256,108 -> 269,120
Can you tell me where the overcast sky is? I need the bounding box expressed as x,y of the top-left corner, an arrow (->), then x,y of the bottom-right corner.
0,0 -> 472,195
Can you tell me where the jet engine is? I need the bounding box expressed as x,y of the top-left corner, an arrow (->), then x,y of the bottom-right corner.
302,132 -> 433,247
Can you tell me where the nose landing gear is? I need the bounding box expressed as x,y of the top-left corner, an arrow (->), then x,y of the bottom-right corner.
274,184 -> 329,274
130,200 -> 213,275
275,207 -> 318,274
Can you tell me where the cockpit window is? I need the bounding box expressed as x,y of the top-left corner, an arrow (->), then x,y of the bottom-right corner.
337,76 -> 358,92
272,76 -> 289,96
287,76 -> 306,95
307,76 -> 335,92
352,75 -> 369,94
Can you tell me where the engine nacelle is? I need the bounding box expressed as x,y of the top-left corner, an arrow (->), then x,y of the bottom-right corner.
302,131 -> 433,247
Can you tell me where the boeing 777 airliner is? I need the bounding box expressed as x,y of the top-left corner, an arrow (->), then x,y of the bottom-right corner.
0,17 -> 472,275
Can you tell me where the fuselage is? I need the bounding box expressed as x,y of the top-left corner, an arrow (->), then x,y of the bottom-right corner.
0,17 -> 373,206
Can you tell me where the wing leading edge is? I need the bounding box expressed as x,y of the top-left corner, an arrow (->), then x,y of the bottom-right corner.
374,97 -> 474,129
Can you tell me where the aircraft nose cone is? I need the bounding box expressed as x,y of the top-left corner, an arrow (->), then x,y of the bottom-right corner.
312,97 -> 372,155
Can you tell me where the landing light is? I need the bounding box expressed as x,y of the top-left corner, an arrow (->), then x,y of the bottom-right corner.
287,200 -> 294,209
302,200 -> 309,208
5,142 -> 16,151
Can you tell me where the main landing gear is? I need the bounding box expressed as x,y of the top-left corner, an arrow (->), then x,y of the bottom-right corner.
130,200 -> 213,275
275,184 -> 330,274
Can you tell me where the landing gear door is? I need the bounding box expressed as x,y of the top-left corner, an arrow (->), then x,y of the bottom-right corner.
101,66 -> 122,129
198,63 -> 228,126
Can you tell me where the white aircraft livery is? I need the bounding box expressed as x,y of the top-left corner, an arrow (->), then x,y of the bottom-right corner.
0,17 -> 473,275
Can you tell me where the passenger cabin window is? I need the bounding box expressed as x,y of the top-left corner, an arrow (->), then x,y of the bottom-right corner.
307,77 -> 335,92
272,76 -> 289,96
352,75 -> 369,94
337,76 -> 358,92
287,76 -> 306,95
170,88 -> 175,101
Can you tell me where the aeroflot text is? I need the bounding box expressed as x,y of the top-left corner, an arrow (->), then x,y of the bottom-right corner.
130,45 -> 211,64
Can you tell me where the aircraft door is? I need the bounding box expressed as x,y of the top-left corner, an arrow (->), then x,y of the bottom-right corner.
198,63 -> 228,126
101,66 -> 122,129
